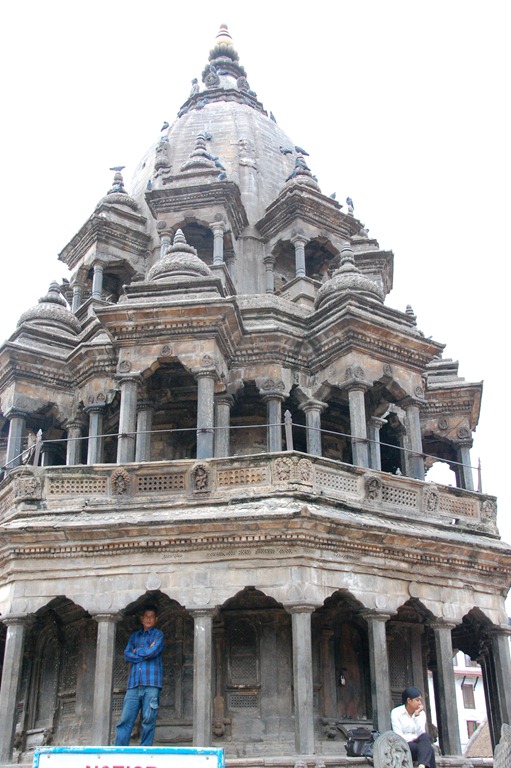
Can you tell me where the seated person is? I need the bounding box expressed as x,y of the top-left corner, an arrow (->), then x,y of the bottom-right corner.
391,686 -> 436,768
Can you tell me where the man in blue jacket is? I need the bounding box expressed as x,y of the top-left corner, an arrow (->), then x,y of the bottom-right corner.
114,606 -> 165,746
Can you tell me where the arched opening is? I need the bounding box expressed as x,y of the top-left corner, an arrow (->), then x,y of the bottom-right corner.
313,591 -> 371,738
143,359 -> 198,460
230,382 -> 268,456
113,591 -> 194,746
214,587 -> 292,755
321,388 -> 352,464
18,597 -> 92,756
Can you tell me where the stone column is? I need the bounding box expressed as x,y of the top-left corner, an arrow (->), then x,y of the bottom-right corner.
71,281 -> 83,313
5,410 -> 27,470
260,381 -> 285,453
191,609 -> 215,747
431,621 -> 460,755
66,419 -> 84,465
0,614 -> 32,763
489,625 -> 511,736
135,400 -> 154,463
362,611 -> 392,732
287,604 -> 316,755
456,440 -> 474,491
160,232 -> 172,259
264,254 -> 275,294
345,381 -> 370,468
85,405 -> 105,465
401,396 -> 425,480
299,400 -> 326,457
211,221 -> 226,265
478,645 -> 498,748
117,375 -> 139,464
91,262 -> 104,300
291,235 -> 307,278
367,416 -> 386,471
196,369 -> 216,460
214,394 -> 233,458
91,612 -> 119,745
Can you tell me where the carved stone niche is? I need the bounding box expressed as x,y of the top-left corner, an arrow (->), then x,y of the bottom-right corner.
14,469 -> 42,502
190,463 -> 210,493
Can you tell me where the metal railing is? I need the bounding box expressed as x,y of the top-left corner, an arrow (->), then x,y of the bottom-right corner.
0,412 -> 483,491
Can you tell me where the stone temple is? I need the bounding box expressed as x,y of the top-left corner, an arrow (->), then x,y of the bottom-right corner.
0,24 -> 510,767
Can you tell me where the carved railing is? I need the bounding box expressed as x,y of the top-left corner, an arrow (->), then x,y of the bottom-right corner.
0,451 -> 498,535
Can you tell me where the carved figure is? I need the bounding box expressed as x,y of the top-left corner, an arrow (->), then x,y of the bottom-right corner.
373,731 -> 412,768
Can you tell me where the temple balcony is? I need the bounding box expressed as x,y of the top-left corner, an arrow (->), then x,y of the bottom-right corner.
0,451 -> 498,538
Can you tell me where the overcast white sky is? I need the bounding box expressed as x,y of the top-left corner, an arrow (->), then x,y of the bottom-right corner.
1,1 -> 510,594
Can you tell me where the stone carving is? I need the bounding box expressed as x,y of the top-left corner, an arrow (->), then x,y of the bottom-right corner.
260,378 -> 285,394
494,722 -> 511,768
161,344 -> 172,356
423,486 -> 439,513
383,363 -> 393,376
238,137 -> 256,168
96,392 -> 106,403
457,426 -> 471,439
201,354 -> 214,368
14,472 -> 42,502
414,385 -> 424,398
118,360 -> 132,373
438,417 -> 448,430
156,220 -> 167,230
203,64 -> 220,88
274,457 -> 293,482
111,469 -> 130,495
192,464 -> 209,491
297,458 -> 313,483
481,498 -> 497,526
365,475 -> 382,501
373,730 -> 412,768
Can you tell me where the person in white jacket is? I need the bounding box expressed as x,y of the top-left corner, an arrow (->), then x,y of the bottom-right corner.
391,686 -> 436,768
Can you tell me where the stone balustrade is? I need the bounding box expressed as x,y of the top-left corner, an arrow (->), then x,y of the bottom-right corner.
0,452 -> 497,536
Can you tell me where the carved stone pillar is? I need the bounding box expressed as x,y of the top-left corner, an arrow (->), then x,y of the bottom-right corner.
260,380 -> 285,453
91,262 -> 104,300
291,235 -> 307,278
488,625 -> 511,739
400,396 -> 425,480
85,404 -> 106,465
117,374 -> 140,463
211,221 -> 226,265
0,614 -> 32,763
287,604 -> 316,755
66,419 -> 84,465
196,368 -> 216,459
361,611 -> 392,732
299,399 -> 326,456
214,394 -> 233,458
135,400 -> 154,463
91,612 -> 120,745
431,621 -> 460,755
71,281 -> 83,313
264,254 -> 275,294
367,416 -> 387,471
345,380 -> 370,468
191,608 -> 215,747
5,409 -> 27,470
456,439 -> 474,491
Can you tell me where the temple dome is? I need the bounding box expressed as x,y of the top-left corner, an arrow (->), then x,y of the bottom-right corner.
146,229 -> 213,282
315,243 -> 385,308
130,26 -> 305,224
16,281 -> 81,334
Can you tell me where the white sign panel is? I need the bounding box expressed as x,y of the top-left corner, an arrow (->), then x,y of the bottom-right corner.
34,747 -> 225,768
